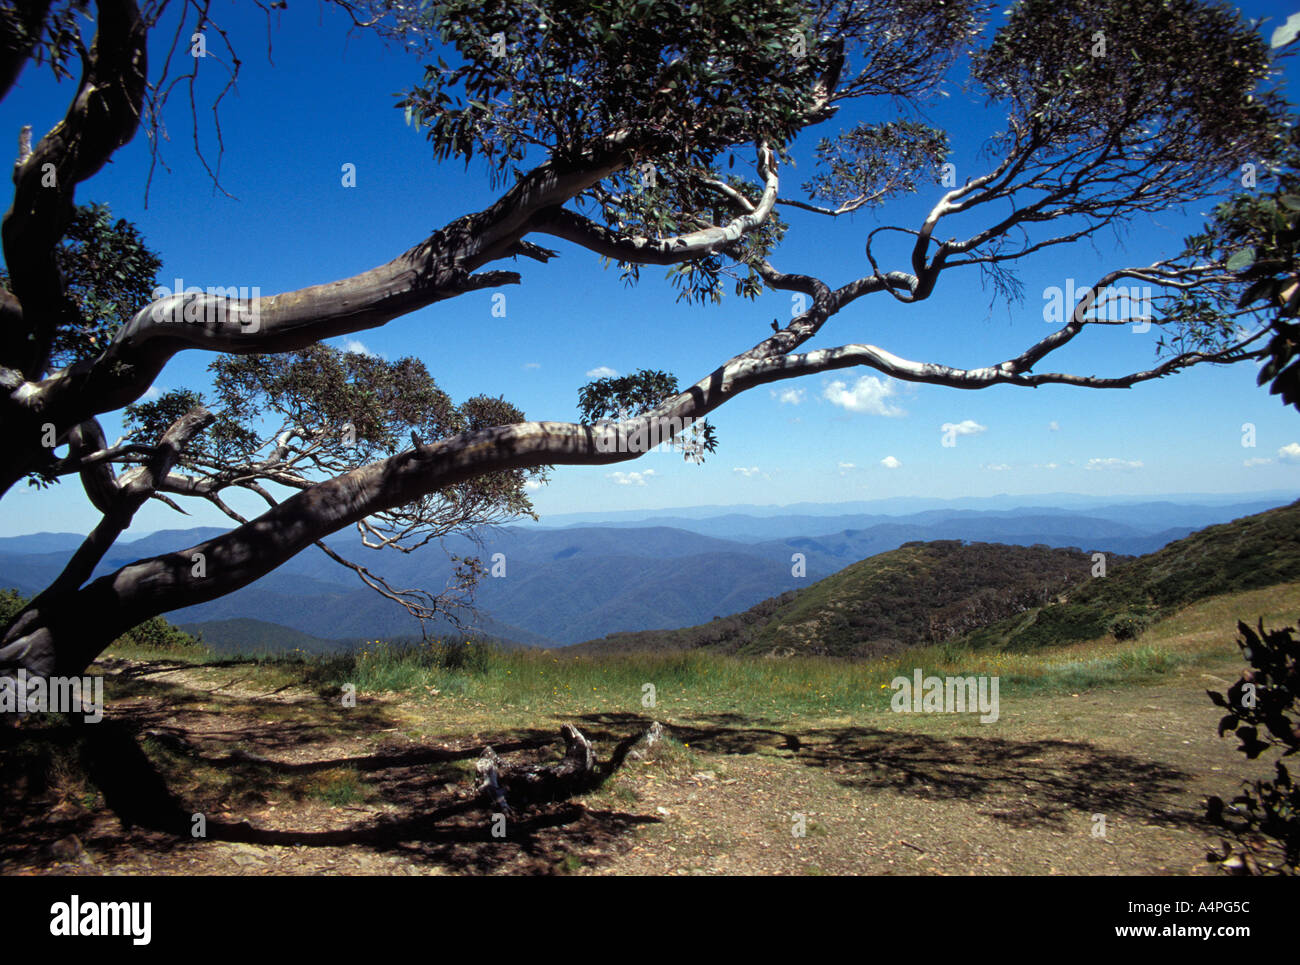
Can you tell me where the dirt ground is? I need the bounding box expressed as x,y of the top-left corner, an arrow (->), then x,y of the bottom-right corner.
0,651 -> 1279,876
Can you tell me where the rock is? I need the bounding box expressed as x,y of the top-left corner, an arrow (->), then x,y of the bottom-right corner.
49,834 -> 83,862
1221,854 -> 1247,874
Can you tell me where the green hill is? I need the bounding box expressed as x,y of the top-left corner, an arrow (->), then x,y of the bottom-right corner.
963,498 -> 1300,651
567,540 -> 1101,658
179,618 -> 346,655
567,498 -> 1300,659
180,617 -> 537,656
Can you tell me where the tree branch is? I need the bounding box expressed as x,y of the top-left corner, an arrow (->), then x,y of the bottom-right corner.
1,0 -> 148,378
533,143 -> 778,264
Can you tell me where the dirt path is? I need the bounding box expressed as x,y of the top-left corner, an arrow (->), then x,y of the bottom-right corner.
0,654 -> 1273,876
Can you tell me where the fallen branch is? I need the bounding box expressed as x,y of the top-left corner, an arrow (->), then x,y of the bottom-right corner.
473,720 -> 665,813
474,723 -> 597,815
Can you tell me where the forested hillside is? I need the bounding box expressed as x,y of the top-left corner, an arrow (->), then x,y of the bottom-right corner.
569,541 -> 1102,657
964,499 -> 1300,651
570,500 -> 1300,658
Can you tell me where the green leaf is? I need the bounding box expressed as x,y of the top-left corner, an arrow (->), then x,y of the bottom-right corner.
1225,247 -> 1256,271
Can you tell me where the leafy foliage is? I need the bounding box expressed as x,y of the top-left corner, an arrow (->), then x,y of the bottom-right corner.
966,0 -> 1288,341
0,0 -> 88,85
803,120 -> 950,208
0,587 -> 26,628
124,343 -> 545,551
395,0 -> 982,302
401,0 -> 835,170
207,347 -> 463,466
615,170 -> 791,305
577,369 -> 680,423
0,203 -> 162,373
1206,619 -> 1300,874
114,615 -> 206,653
577,367 -> 717,462
1187,127 -> 1300,412
974,0 -> 1284,161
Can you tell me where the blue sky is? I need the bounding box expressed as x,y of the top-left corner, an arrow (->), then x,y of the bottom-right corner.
2,0 -> 1300,538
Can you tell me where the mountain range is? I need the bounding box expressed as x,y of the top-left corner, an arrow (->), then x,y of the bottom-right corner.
0,493 -> 1292,651
568,498 -> 1300,658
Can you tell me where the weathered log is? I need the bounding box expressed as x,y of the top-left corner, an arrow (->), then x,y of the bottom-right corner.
473,723 -> 597,814
472,720 -> 669,813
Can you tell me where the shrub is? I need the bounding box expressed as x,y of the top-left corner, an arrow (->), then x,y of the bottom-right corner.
1205,619 -> 1300,875
114,616 -> 205,653
0,587 -> 27,626
436,638 -> 492,674
1108,608 -> 1156,641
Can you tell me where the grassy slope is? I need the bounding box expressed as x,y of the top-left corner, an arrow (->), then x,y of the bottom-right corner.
93,581 -> 1300,733
740,541 -> 1094,657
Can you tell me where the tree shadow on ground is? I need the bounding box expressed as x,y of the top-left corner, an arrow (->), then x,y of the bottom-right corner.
2,689 -> 1206,874
573,710 -> 1200,832
0,712 -> 658,875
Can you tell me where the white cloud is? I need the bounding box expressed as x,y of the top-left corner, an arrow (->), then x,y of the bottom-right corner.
1244,457 -> 1274,467
524,479 -> 544,490
823,376 -> 904,416
733,466 -> 761,477
608,469 -> 656,486
837,462 -> 856,470
1278,442 -> 1300,464
586,365 -> 618,379
941,419 -> 987,437
771,387 -> 806,405
880,456 -> 901,470
984,463 -> 1013,471
523,362 -> 541,370
1085,457 -> 1144,471
1048,421 -> 1060,432
343,338 -> 379,357
140,385 -> 162,402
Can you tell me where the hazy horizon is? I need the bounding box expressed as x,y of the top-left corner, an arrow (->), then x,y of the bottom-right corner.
3,486 -> 1294,541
